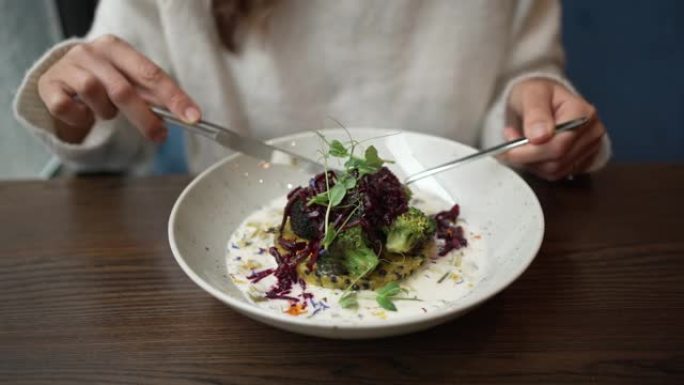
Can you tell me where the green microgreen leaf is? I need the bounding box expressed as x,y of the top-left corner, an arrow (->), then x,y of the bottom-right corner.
328,184 -> 347,207
339,291 -> 358,309
308,192 -> 329,206
364,145 -> 383,168
357,165 -> 377,176
344,157 -> 375,176
343,156 -> 362,170
374,282 -> 406,311
341,145 -> 394,176
376,295 -> 397,311
339,174 -> 357,189
328,140 -> 349,157
322,228 -> 337,249
376,281 -> 401,297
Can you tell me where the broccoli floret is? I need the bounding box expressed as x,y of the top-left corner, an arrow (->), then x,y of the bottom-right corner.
315,253 -> 347,276
385,207 -> 436,254
329,226 -> 379,278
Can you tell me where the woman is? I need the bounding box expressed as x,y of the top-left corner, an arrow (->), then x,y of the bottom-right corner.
13,0 -> 609,179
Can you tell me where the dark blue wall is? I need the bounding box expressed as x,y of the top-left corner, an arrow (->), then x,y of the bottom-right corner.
562,0 -> 684,162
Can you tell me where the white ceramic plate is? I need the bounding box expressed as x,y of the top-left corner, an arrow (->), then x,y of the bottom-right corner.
168,128 -> 544,339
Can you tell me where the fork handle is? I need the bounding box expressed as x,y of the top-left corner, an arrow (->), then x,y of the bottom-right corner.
404,116 -> 590,185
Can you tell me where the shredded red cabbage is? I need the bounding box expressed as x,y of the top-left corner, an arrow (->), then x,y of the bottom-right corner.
246,268 -> 274,283
358,167 -> 409,228
433,204 -> 468,256
252,166 -> 413,302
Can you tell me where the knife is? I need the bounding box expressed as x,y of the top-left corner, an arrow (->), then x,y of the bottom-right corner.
151,107 -> 326,175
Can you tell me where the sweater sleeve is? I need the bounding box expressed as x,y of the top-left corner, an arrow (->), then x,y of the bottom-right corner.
480,0 -> 611,172
12,0 -> 168,174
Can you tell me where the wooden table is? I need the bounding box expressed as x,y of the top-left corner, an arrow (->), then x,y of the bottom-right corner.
1,165 -> 682,384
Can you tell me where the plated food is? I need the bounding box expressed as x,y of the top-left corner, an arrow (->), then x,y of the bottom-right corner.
168,128 -> 543,338
225,135 -> 486,320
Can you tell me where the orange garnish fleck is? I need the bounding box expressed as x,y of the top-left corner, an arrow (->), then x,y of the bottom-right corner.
285,303 -> 307,316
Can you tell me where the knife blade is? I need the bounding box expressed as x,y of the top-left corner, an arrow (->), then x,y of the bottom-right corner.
151,107 -> 326,175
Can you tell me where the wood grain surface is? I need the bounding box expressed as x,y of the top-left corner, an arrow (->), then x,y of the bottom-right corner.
0,166 -> 682,384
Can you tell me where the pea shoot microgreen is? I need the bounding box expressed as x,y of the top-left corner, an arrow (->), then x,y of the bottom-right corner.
339,281 -> 421,311
313,129 -> 415,311
339,291 -> 358,309
375,282 -> 401,311
312,131 -> 391,250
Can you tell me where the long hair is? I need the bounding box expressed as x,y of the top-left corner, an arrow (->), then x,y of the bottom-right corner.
211,0 -> 278,53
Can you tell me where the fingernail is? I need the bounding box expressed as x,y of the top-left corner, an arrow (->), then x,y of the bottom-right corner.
529,123 -> 549,140
184,107 -> 200,123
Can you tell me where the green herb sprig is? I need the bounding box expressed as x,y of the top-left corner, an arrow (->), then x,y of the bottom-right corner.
339,291 -> 358,309
313,130 -> 414,311
339,282 -> 421,311
310,134 -> 392,249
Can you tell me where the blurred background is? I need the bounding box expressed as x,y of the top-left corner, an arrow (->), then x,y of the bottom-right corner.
1,0 -> 682,179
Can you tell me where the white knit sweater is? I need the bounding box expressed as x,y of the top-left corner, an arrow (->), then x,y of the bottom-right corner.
13,0 -> 610,174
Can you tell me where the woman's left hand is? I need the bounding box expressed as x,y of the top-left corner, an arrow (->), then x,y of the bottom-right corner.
499,78 -> 606,181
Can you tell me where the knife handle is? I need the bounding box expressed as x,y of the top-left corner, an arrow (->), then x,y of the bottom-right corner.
151,106 -> 223,140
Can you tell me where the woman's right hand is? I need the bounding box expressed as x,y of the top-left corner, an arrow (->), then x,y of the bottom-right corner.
38,34 -> 201,143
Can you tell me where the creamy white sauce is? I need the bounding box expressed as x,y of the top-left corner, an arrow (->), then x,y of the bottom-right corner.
225,191 -> 487,322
